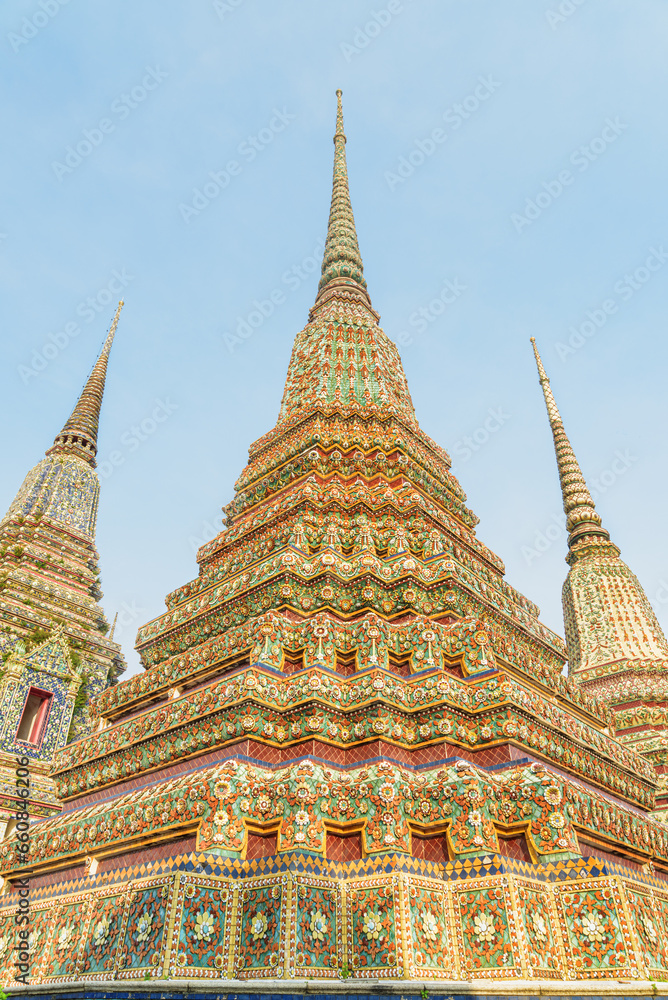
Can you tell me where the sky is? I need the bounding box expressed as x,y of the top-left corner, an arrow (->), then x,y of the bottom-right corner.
1,0 -> 668,678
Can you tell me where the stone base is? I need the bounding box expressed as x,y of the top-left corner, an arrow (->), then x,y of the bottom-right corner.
7,981 -> 668,998
2,853 -> 668,987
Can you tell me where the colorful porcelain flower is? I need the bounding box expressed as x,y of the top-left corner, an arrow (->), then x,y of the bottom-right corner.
362,910 -> 384,941
641,911 -> 658,945
531,912 -> 547,943
473,911 -> 495,944
215,780 -> 232,799
135,910 -> 153,944
422,909 -> 439,942
92,916 -> 110,948
579,909 -> 605,944
251,911 -> 268,941
0,936 -> 8,961
194,910 -> 215,942
57,925 -> 74,952
309,909 -> 328,942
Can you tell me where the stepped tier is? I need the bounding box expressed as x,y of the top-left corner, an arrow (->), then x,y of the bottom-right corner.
0,461 -> 123,680
49,653 -> 653,809
100,606 -> 584,724
3,756 -> 666,879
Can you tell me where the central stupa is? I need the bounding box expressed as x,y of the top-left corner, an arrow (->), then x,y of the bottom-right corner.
2,92 -> 668,991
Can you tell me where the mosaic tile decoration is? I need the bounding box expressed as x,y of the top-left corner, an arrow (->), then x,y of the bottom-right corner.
4,93 -> 668,996
0,306 -> 126,837
554,878 -> 635,979
2,864 -> 667,986
171,875 -> 232,977
531,342 -> 668,805
290,875 -> 340,977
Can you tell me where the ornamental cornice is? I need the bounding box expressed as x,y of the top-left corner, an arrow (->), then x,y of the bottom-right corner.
54,661 -> 652,804
142,542 -> 560,665
3,758 -> 666,881
238,412 -> 454,492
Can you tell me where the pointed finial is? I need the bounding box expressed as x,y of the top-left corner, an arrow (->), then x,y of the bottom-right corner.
335,89 -> 345,140
530,338 -> 611,551
109,612 -> 118,641
313,90 -> 373,311
47,301 -> 123,468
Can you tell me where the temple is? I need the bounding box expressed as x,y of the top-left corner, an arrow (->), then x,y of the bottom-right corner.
532,338 -> 668,815
2,94 -> 668,991
0,304 -> 125,842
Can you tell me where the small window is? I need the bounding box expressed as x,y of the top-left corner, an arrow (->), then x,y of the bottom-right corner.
2,819 -> 17,841
282,650 -> 304,675
335,650 -> 357,676
387,653 -> 411,677
16,688 -> 53,746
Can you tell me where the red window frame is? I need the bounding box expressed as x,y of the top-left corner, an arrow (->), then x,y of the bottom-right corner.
16,687 -> 53,747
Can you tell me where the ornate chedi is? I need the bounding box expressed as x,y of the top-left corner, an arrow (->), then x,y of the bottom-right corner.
532,339 -> 668,814
0,304 -> 126,838
2,95 -> 668,992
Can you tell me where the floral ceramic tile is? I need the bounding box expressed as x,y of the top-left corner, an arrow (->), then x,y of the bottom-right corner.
117,880 -> 170,975
294,880 -> 338,974
236,880 -> 283,976
79,891 -> 127,977
348,881 -> 400,976
174,880 -> 230,974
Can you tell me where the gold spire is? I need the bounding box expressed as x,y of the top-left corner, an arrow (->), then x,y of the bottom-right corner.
276,93 -> 415,425
530,338 -> 611,552
47,301 -> 123,468
313,90 -> 372,311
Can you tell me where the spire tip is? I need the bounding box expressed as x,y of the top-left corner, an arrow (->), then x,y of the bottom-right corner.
334,89 -> 345,141
46,304 -> 122,468
313,90 -> 371,311
530,337 -> 549,382
531,338 -> 609,550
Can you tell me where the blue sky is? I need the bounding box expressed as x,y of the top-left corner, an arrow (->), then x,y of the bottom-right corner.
2,0 -> 668,676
